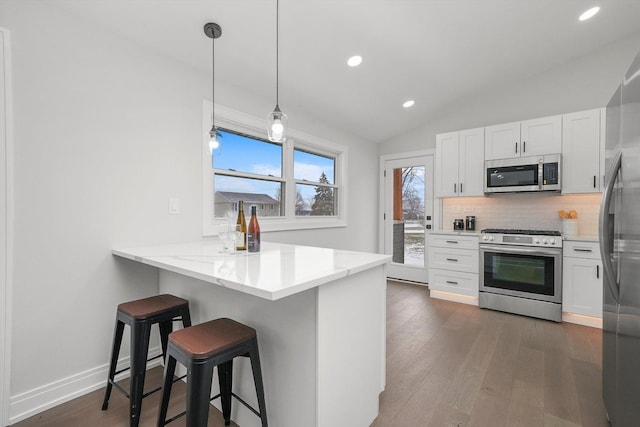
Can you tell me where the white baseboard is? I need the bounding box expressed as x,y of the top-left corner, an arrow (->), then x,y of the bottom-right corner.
9,346 -> 162,424
562,312 -> 603,329
429,289 -> 479,306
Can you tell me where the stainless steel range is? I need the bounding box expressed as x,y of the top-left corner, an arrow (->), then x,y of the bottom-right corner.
479,228 -> 562,322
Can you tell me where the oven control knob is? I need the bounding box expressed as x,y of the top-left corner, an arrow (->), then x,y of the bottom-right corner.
489,236 -> 494,241
542,239 -> 548,244
534,238 -> 540,244
550,239 -> 556,245
482,235 -> 488,241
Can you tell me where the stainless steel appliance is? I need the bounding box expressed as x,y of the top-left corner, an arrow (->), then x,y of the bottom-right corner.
465,216 -> 476,231
479,228 -> 562,322
600,49 -> 640,426
484,154 -> 561,193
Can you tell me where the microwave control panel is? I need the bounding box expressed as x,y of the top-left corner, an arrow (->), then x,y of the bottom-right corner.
543,163 -> 559,185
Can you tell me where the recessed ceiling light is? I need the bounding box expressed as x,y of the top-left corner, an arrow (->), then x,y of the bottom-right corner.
403,100 -> 415,108
347,55 -> 363,67
579,6 -> 600,21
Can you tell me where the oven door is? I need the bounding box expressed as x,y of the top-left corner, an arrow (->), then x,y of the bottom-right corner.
480,244 -> 562,303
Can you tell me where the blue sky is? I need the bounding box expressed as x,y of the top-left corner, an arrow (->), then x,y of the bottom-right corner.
213,130 -> 334,203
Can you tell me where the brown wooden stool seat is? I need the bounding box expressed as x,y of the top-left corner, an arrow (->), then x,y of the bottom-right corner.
157,318 -> 268,427
101,294 -> 191,427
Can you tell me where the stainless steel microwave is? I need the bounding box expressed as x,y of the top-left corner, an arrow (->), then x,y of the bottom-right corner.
484,154 -> 561,193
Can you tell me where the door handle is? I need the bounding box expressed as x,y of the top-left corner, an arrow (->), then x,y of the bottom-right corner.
454,183 -> 457,193
523,141 -> 526,152
594,175 -> 597,188
599,151 -> 622,302
460,183 -> 463,193
515,142 -> 518,153
597,264 -> 600,279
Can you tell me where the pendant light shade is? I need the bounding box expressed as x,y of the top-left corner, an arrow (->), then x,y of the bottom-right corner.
268,0 -> 287,142
204,22 -> 222,152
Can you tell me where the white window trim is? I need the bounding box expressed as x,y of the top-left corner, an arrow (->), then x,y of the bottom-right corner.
202,101 -> 347,236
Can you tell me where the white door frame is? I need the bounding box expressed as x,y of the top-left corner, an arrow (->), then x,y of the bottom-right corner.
378,150 -> 440,282
0,27 -> 14,427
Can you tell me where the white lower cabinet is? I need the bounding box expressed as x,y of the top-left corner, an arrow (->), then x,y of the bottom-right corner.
428,233 -> 479,304
562,240 -> 603,324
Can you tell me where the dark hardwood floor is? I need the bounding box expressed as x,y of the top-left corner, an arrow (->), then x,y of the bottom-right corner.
372,281 -> 607,427
12,281 -> 607,426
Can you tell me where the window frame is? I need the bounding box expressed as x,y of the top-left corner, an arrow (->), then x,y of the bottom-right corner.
202,101 -> 347,236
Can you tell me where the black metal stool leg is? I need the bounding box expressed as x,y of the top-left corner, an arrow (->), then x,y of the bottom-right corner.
249,342 -> 268,427
157,354 -> 177,427
218,360 -> 233,426
187,363 -> 214,427
129,321 -> 152,427
102,319 -> 125,411
182,308 -> 192,329
158,320 -> 172,360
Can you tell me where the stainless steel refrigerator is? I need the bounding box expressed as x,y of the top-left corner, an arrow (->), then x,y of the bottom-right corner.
600,48 -> 640,426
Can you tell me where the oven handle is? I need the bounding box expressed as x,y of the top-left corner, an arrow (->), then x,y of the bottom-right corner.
598,150 -> 622,303
480,244 -> 561,257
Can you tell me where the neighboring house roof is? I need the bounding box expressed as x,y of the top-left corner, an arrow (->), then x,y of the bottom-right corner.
216,191 -> 279,204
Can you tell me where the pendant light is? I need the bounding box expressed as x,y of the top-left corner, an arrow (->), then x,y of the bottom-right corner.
267,0 -> 288,142
204,22 -> 222,152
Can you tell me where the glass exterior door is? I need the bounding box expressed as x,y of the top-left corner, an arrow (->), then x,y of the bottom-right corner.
384,156 -> 433,283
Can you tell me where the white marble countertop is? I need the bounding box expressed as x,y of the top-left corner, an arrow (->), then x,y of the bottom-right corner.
113,239 -> 391,301
563,234 -> 599,242
429,230 -> 481,236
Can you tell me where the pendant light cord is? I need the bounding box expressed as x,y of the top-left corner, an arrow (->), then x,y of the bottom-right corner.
276,0 -> 280,106
212,30 -> 216,126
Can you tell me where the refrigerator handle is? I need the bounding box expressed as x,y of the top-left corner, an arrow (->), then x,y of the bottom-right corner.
599,151 -> 622,302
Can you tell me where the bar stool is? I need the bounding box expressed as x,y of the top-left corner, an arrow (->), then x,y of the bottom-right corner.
157,318 -> 268,427
101,294 -> 191,427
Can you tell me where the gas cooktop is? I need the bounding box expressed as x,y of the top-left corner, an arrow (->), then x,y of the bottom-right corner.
481,228 -> 561,236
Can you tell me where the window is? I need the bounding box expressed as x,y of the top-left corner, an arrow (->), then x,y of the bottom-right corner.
202,102 -> 347,235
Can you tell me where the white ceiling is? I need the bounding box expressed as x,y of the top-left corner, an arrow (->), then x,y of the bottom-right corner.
50,0 -> 640,143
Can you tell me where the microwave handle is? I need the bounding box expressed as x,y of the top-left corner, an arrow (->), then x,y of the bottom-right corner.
538,160 -> 543,190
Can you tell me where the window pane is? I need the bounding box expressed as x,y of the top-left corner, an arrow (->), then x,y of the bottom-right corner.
294,149 -> 334,184
213,129 -> 282,177
214,175 -> 283,218
296,183 -> 336,216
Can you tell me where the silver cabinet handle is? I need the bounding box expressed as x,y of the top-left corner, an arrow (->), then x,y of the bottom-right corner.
446,258 -> 458,262
460,183 -> 463,193
446,280 -> 458,285
446,240 -> 458,244
597,264 -> 600,279
574,248 -> 593,252
454,183 -> 457,193
523,141 -> 526,152
515,142 -> 518,153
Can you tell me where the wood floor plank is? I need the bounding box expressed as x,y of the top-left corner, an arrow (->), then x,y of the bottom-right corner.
13,281 -> 609,427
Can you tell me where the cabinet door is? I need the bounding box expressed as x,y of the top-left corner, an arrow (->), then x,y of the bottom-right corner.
562,257 -> 603,318
520,115 -> 562,156
562,109 -> 601,194
435,132 -> 460,197
458,128 -> 485,197
484,122 -> 520,160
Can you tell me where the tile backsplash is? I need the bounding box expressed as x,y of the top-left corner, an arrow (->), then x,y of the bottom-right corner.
441,193 -> 601,235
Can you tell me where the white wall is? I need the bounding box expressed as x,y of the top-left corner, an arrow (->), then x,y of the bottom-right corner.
0,1 -> 378,422
379,31 -> 640,155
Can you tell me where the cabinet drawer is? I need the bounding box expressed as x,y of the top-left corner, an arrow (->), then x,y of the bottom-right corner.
564,241 -> 600,259
428,234 -> 479,250
428,247 -> 479,273
428,269 -> 478,297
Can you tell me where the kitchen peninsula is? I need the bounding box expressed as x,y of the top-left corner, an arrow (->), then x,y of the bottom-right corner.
113,240 -> 390,427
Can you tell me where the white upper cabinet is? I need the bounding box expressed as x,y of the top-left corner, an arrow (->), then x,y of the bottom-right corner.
435,128 -> 484,198
561,108 -> 604,194
458,128 -> 485,197
435,131 -> 459,197
484,115 -> 562,160
484,122 -> 520,160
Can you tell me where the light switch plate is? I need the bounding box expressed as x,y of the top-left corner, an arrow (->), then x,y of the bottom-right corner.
168,197 -> 180,215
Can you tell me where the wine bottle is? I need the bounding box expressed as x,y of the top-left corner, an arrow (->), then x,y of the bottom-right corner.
236,200 -> 247,251
247,205 -> 261,253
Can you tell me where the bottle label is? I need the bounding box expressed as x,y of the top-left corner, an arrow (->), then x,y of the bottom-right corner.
236,232 -> 246,249
247,232 -> 261,252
